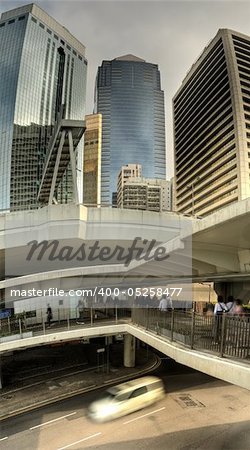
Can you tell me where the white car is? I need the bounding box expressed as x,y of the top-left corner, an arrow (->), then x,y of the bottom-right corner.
88,376 -> 165,422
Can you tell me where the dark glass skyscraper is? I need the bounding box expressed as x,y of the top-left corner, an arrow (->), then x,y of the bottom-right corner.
95,54 -> 166,204
0,4 -> 87,211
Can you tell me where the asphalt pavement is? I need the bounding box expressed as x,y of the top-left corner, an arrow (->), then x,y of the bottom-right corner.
0,346 -> 159,421
1,370 -> 250,450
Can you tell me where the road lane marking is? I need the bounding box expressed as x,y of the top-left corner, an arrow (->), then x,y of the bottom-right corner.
30,412 -> 77,430
0,437 -> 8,441
57,432 -> 102,449
123,406 -> 166,424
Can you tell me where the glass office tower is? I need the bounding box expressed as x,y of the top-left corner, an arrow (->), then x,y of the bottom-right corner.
0,4 -> 87,211
94,55 -> 166,204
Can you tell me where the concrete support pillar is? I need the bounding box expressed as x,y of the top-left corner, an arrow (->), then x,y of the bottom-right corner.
124,334 -> 136,368
105,336 -> 112,374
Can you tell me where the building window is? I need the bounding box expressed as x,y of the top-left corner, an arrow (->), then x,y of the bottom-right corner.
54,34 -> 58,40
47,28 -> 52,34
60,39 -> 65,45
8,19 -> 15,24
39,22 -> 45,29
0,22 -> 5,28
18,16 -> 25,21
31,17 -> 37,23
78,55 -> 82,61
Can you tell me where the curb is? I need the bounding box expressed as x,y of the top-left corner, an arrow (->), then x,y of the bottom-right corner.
0,355 -> 161,421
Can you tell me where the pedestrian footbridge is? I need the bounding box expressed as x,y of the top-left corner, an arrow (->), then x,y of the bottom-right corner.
1,200 -> 250,390
1,199 -> 250,303
0,309 -> 249,391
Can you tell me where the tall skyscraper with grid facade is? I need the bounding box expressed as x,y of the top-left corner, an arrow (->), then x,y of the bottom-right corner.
174,29 -> 250,216
95,54 -> 166,204
0,3 -> 87,211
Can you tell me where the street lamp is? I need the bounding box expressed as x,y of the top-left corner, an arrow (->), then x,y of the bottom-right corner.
186,176 -> 200,215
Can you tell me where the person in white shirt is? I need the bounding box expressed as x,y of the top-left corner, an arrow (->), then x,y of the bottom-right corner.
159,296 -> 172,312
225,296 -> 234,314
214,296 -> 228,315
214,295 -> 226,343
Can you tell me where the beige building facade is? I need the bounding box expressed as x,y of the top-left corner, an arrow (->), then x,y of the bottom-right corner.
83,114 -> 102,205
174,29 -> 250,216
117,164 -> 142,204
117,164 -> 172,212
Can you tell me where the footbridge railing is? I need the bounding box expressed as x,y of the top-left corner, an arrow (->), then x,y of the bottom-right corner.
1,306 -> 250,363
131,308 -> 250,361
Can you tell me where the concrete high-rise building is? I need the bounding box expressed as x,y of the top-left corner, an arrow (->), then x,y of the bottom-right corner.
117,164 -> 172,212
117,164 -> 142,198
83,114 -> 102,205
95,54 -> 166,204
0,3 -> 87,212
174,29 -> 250,216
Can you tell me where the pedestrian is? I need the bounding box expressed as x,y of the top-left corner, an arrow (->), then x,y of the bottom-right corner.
46,304 -> 53,327
213,295 -> 227,343
206,303 -> 214,316
225,295 -> 234,314
214,295 -> 228,315
159,295 -> 172,312
232,299 -> 245,316
77,298 -> 85,324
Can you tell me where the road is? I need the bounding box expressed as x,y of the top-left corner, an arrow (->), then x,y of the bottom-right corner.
0,368 -> 250,450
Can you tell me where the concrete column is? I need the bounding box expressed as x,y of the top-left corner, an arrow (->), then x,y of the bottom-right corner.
124,334 -> 136,368
105,336 -> 112,374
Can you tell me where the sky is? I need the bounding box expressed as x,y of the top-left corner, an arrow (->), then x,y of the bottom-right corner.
1,0 -> 250,177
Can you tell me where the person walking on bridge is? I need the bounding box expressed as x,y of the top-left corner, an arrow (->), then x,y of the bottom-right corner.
225,296 -> 234,314
159,295 -> 172,312
214,295 -> 227,343
46,304 -> 53,327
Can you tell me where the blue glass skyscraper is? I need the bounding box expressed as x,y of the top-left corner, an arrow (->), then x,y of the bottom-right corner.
95,55 -> 166,204
0,4 -> 87,211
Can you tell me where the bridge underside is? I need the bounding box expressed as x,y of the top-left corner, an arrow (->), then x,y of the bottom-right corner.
0,199 -> 250,302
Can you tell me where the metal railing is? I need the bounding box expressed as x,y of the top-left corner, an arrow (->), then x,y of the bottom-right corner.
1,306 -> 249,362
132,308 -> 250,361
0,307 -> 131,340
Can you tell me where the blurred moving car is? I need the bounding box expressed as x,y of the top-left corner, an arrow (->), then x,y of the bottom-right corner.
88,376 -> 165,422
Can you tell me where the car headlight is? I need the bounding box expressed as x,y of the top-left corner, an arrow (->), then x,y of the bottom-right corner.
99,404 -> 117,417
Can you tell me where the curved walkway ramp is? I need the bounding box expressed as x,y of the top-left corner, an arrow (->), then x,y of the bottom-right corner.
0,310 -> 249,391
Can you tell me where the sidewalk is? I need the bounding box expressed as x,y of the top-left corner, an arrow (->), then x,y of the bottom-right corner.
0,349 -> 160,421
